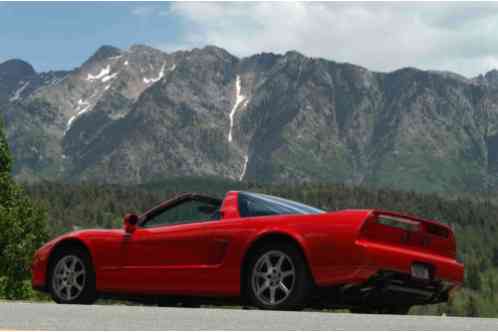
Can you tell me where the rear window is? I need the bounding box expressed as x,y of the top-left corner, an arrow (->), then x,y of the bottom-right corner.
238,192 -> 324,217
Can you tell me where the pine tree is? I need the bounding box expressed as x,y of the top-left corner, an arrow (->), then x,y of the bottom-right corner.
0,119 -> 48,299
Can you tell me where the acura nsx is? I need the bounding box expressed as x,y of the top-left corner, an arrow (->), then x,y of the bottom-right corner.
32,191 -> 464,313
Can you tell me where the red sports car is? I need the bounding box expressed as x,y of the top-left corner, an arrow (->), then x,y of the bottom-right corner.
32,191 -> 464,313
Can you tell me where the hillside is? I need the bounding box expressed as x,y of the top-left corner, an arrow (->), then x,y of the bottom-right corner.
2,45 -> 498,193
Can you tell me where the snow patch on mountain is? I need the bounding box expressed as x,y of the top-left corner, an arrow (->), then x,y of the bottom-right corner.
240,155 -> 249,181
65,99 -> 91,134
87,65 -> 110,81
143,63 -> 166,84
228,75 -> 247,143
241,99 -> 249,109
101,72 -> 118,83
9,81 -> 30,102
86,65 -> 118,83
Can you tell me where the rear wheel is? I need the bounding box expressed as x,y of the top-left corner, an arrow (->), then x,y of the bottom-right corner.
245,242 -> 312,310
49,247 -> 97,304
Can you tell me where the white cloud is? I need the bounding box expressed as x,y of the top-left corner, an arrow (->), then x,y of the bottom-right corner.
166,2 -> 498,77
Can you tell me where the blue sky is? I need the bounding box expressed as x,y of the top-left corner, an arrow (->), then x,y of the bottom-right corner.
0,2 -> 183,71
3,2 -> 498,77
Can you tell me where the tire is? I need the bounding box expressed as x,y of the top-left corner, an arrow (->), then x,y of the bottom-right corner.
48,247 -> 97,304
245,242 -> 313,310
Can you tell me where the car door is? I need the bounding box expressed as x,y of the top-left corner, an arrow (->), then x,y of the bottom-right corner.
119,197 -> 229,294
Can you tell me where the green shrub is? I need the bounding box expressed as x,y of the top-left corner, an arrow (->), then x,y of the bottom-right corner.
0,119 -> 48,299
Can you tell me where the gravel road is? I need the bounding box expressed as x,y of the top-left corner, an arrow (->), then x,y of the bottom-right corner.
0,302 -> 497,330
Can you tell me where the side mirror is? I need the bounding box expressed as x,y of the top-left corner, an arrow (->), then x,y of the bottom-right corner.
123,213 -> 139,234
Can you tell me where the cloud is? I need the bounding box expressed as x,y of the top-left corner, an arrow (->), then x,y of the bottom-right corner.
166,2 -> 498,77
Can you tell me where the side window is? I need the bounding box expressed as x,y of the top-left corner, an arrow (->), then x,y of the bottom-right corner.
238,192 -> 324,217
143,200 -> 220,228
238,194 -> 280,217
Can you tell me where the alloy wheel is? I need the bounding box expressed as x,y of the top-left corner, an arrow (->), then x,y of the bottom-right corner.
251,250 -> 296,305
52,255 -> 86,302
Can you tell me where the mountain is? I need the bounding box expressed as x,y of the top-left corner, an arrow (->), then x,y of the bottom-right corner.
0,59 -> 66,104
1,44 -> 498,193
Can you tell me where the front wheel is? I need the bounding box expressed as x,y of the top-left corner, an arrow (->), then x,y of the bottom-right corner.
245,242 -> 313,310
49,248 -> 97,304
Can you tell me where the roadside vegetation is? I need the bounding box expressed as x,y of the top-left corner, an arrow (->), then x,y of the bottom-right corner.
1,123 -> 497,316
0,120 -> 48,300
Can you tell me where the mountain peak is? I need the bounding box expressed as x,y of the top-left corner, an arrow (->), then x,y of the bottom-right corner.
128,44 -> 163,54
471,69 -> 498,87
84,45 -> 122,65
485,69 -> 498,82
284,50 -> 305,59
197,45 -> 235,60
0,59 -> 36,78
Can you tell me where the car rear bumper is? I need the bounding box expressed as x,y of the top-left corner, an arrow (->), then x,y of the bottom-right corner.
313,239 -> 463,308
315,268 -> 457,309
356,239 -> 464,286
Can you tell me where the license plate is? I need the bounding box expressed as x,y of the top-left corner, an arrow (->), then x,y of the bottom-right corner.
411,263 -> 430,280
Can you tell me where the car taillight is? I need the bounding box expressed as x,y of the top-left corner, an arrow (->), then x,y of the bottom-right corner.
377,215 -> 420,232
361,213 -> 420,235
360,211 -> 457,258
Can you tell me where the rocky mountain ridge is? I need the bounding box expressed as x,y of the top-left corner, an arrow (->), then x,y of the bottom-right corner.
1,44 -> 498,193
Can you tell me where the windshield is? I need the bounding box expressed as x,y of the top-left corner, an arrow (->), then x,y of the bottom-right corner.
238,192 -> 324,217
